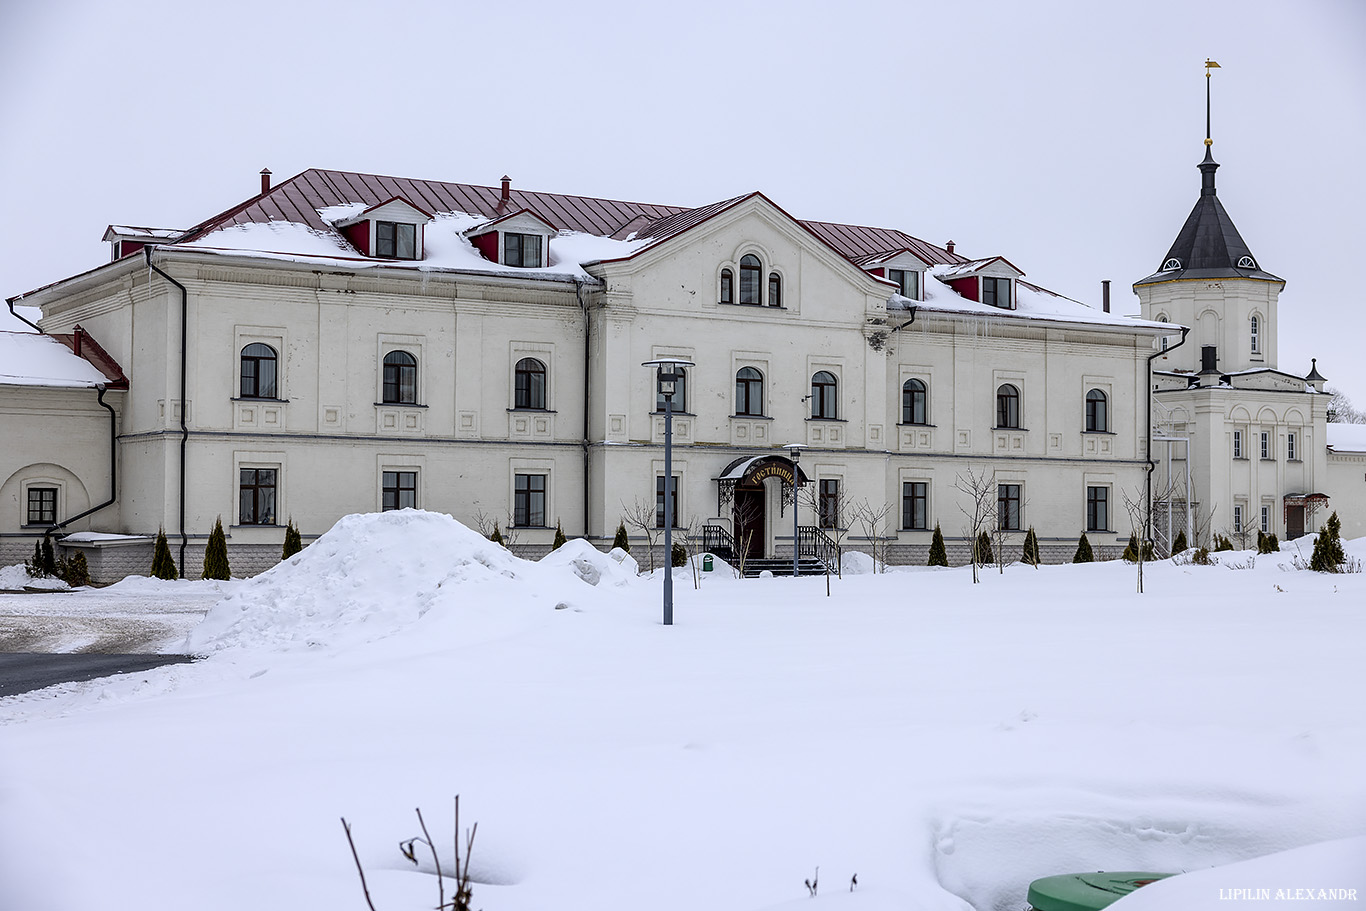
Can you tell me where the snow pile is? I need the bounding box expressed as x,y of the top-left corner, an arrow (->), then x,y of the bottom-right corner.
840,550 -> 883,575
186,510 -> 530,653
184,221 -> 356,258
0,332 -> 109,387
538,538 -> 636,587
0,564 -> 59,590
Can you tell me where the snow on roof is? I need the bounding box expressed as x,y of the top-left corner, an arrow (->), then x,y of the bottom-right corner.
909,270 -> 1170,330
935,256 -> 1023,280
0,332 -> 111,387
183,213 -> 651,281
1,304 -> 41,333
1327,422 -> 1366,452
102,225 -> 183,241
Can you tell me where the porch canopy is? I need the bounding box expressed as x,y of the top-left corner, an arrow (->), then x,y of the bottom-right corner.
714,455 -> 810,514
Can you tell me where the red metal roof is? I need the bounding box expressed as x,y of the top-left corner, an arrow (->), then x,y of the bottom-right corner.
174,169 -> 968,268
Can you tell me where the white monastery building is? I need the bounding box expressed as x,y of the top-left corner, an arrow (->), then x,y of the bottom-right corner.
3,138 -> 1363,580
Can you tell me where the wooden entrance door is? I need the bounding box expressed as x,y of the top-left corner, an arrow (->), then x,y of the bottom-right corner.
734,487 -> 765,560
1286,506 -> 1305,540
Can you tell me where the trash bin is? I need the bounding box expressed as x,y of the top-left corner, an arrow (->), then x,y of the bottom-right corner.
1026,872 -> 1174,910
702,555 -> 714,572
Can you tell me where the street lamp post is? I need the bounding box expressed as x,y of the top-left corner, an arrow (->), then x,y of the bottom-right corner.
785,443 -> 805,578
643,358 -> 694,625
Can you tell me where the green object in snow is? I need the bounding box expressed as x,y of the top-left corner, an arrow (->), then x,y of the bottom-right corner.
1027,872 -> 1175,910
702,555 -> 713,572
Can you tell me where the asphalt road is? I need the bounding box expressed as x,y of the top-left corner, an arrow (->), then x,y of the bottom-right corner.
0,653 -> 195,697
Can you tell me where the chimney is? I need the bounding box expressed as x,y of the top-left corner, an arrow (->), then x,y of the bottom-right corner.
1102,279 -> 1111,313
73,324 -> 84,357
500,175 -> 511,201
945,240 -> 955,255
260,168 -> 272,194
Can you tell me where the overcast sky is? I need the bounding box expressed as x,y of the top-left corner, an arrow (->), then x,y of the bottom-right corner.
3,0 -> 1363,396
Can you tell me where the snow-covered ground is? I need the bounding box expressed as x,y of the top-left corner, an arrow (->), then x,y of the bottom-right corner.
1,510 -> 1362,911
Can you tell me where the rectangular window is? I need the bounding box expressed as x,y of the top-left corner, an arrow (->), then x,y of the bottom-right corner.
1287,432 -> 1297,461
375,221 -> 417,259
382,471 -> 417,511
655,475 -> 681,528
1232,429 -> 1243,459
997,484 -> 1021,531
819,479 -> 840,529
1086,486 -> 1109,532
902,481 -> 927,530
239,468 -> 277,525
27,487 -> 57,525
888,269 -> 920,300
503,233 -> 543,268
1260,431 -> 1271,460
1233,504 -> 1243,533
982,277 -> 1012,309
514,473 -> 546,527
1261,505 -> 1270,534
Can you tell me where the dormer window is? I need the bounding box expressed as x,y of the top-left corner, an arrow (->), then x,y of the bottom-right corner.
1162,257 -> 1182,271
888,269 -> 920,300
376,221 -> 417,259
504,232 -> 543,268
1237,255 -> 1256,269
982,277 -> 1012,309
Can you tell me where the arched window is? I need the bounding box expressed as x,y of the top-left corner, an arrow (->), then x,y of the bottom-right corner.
382,351 -> 417,404
240,343 -> 277,399
720,269 -> 733,304
1085,389 -> 1108,432
996,384 -> 1020,429
1158,314 -> 1169,351
739,254 -> 762,304
768,273 -> 782,308
656,367 -> 687,412
902,378 -> 927,425
735,366 -> 764,416
514,357 -> 547,409
810,371 -> 837,419
1250,315 -> 1260,353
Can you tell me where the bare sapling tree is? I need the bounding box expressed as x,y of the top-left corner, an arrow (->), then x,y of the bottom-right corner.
729,494 -> 763,578
342,795 -> 480,911
799,481 -> 854,578
853,499 -> 895,573
954,467 -> 997,584
1120,486 -> 1150,594
620,497 -> 660,573
682,514 -> 709,590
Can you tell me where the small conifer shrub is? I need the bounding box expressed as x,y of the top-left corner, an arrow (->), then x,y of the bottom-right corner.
1171,530 -> 1188,555
553,520 -> 568,550
41,537 -> 56,576
1122,533 -> 1140,563
1215,534 -> 1234,552
58,551 -> 90,587
1310,511 -> 1346,573
1073,533 -> 1094,563
1265,533 -> 1279,552
490,523 -> 504,546
671,542 -> 687,567
974,530 -> 993,566
1022,527 -> 1041,567
25,540 -> 47,578
927,523 -> 949,567
282,519 -> 303,560
202,516 -> 231,581
151,527 -> 178,580
1192,546 -> 1213,565
612,521 -> 630,552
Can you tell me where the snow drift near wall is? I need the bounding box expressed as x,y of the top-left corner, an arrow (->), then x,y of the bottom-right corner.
184,510 -> 631,654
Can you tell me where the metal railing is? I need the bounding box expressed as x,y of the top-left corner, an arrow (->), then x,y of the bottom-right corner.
702,524 -> 736,559
797,525 -> 839,572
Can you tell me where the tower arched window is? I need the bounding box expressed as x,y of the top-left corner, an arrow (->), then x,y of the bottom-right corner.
1085,389 -> 1108,433
1157,314 -> 1169,351
902,378 -> 927,425
514,357 -> 547,409
735,366 -> 764,416
1250,315 -> 1260,354
720,269 -> 733,304
240,343 -> 277,399
810,371 -> 837,419
739,255 -> 762,304
382,351 -> 417,404
996,384 -> 1021,429
768,273 -> 782,308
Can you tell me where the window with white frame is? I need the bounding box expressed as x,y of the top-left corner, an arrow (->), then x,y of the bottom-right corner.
376,221 -> 417,259
1287,432 -> 1297,461
1233,504 -> 1244,533
1260,431 -> 1271,460
888,269 -> 920,300
1233,429 -> 1243,459
1250,315 -> 1260,354
503,233 -> 542,268
982,276 -> 1012,309
1261,505 -> 1270,533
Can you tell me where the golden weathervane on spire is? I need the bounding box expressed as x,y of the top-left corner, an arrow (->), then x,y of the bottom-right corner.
1204,59 -> 1221,147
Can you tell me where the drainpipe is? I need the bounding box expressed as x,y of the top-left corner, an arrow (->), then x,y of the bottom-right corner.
46,385 -> 118,535
6,299 -> 43,332
574,278 -> 591,539
144,246 -> 190,577
1146,326 -> 1190,549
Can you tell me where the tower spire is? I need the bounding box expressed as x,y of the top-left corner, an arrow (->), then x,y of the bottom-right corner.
1200,59 -> 1222,195
1204,59 -> 1221,148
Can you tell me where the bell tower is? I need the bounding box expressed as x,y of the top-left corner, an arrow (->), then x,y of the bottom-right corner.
1134,60 -> 1285,377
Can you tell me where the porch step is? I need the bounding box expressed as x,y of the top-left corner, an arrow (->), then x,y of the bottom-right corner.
739,557 -> 829,578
